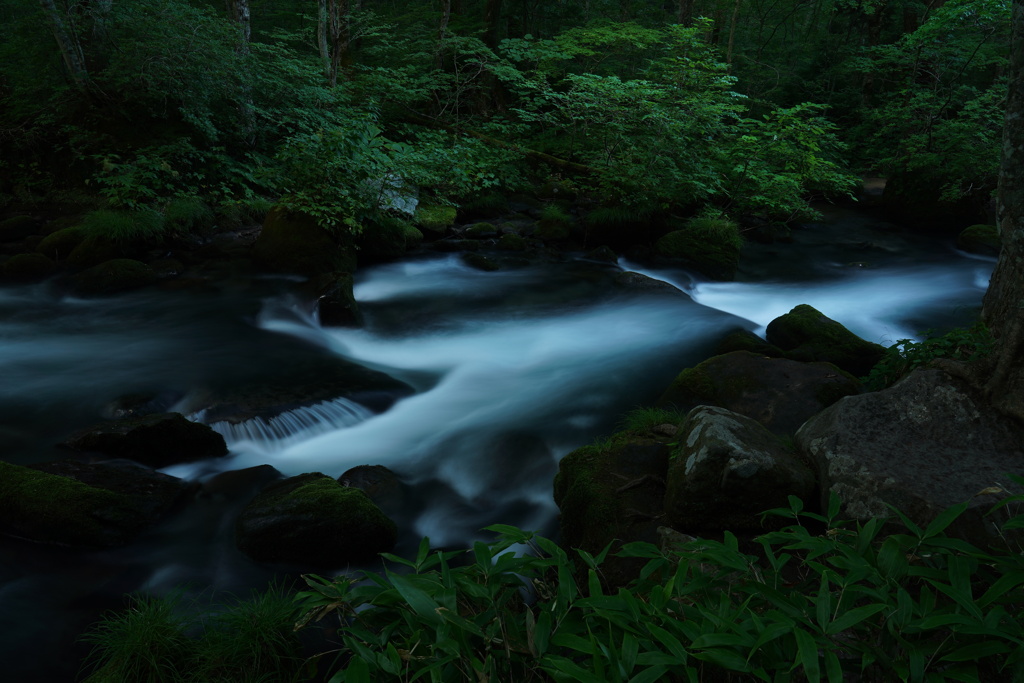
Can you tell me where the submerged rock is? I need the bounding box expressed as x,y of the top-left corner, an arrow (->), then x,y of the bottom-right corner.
665,406 -> 815,531
236,472 -> 397,565
63,412 -> 227,468
766,304 -> 886,377
0,459 -> 188,548
797,369 -> 1024,547
657,350 -> 861,435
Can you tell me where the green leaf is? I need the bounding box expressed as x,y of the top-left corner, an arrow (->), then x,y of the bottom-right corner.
825,604 -> 887,635
793,628 -> 821,682
924,501 -> 969,538
387,572 -> 442,625
940,641 -> 1012,662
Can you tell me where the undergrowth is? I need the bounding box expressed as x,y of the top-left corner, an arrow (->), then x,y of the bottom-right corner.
864,322 -> 994,390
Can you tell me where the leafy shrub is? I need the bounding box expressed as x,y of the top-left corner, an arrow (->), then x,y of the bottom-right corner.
295,487 -> 1024,683
164,197 -> 215,235
615,406 -> 686,433
81,587 -> 303,683
684,216 -> 743,251
864,322 -> 994,390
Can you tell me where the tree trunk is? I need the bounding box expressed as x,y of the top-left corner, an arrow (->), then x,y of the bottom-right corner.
437,0 -> 451,69
38,0 -> 90,94
318,0 -> 331,80
329,0 -> 350,87
225,0 -> 251,47
979,0 -> 1024,420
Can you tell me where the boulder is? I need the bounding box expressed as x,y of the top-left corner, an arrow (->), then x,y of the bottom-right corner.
713,328 -> 784,358
956,224 -> 1000,257
414,205 -> 457,233
554,433 -> 672,585
0,215 -> 40,242
0,459 -> 188,548
66,234 -> 126,269
63,412 -> 228,468
655,220 -> 741,281
1,253 -> 55,282
614,271 -> 688,297
235,472 -> 397,565
796,369 -> 1024,547
665,406 -> 815,531
252,206 -> 356,276
339,464 -> 405,518
766,304 -> 886,376
357,217 -> 422,261
72,258 -> 158,295
656,350 -> 861,435
309,272 -> 362,327
36,225 -> 87,262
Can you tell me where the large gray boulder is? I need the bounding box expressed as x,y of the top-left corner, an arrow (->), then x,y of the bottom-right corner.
665,406 -> 816,531
796,369 -> 1024,545
656,350 -> 861,434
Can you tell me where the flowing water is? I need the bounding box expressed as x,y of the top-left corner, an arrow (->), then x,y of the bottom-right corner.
0,206 -> 994,680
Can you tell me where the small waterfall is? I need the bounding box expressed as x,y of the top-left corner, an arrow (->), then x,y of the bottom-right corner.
193,397 -> 373,451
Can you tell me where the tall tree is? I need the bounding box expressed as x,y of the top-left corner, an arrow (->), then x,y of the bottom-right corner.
318,0 -> 349,86
978,0 -> 1024,420
38,0 -> 90,94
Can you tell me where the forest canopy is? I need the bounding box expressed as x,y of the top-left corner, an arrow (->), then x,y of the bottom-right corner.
0,0 -> 1011,233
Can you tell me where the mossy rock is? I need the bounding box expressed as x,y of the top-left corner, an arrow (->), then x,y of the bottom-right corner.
235,473 -> 397,565
462,253 -> 501,271
497,233 -> 529,251
63,412 -> 228,468
656,350 -> 861,435
766,304 -> 886,377
956,224 -> 999,257
583,204 -> 662,250
535,217 -> 572,242
252,206 -> 356,276
1,252 -> 55,282
36,225 -> 88,261
0,459 -> 187,548
414,205 -> 457,233
713,329 -> 784,357
66,234 -> 126,269
463,222 -> 498,238
0,215 -> 40,242
664,406 -> 815,532
358,217 -> 422,260
72,258 -> 158,296
655,220 -> 742,281
554,433 -> 673,586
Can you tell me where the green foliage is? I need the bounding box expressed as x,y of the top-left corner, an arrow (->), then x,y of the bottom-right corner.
164,197 -> 215,234
864,322 -> 994,390
616,406 -> 687,433
80,208 -> 166,243
297,491 -> 1024,683
82,587 -> 303,683
683,216 -> 743,251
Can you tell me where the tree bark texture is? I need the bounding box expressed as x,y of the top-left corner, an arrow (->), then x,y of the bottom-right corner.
38,0 -> 90,94
225,0 -> 252,46
980,0 -> 1024,420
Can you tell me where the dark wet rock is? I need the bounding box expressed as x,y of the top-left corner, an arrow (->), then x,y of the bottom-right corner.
72,258 -> 158,295
584,246 -> 619,264
200,465 -> 283,502
63,412 -> 227,468
797,369 -> 1024,548
236,472 -> 397,565
497,233 -> 530,251
713,328 -> 784,357
0,458 -> 188,548
462,252 -> 501,271
0,215 -> 41,242
665,406 -> 815,532
766,304 -> 886,377
36,225 -> 87,262
357,218 -> 422,262
956,224 -> 1000,257
655,226 -> 741,280
339,465 -> 405,518
66,234 -> 127,269
613,271 -> 687,297
1,252 -> 55,282
309,272 -> 362,327
657,351 -> 861,435
253,206 -> 356,276
463,222 -> 499,239
554,434 -> 671,586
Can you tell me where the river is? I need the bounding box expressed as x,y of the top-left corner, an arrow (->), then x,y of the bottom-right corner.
0,205 -> 993,680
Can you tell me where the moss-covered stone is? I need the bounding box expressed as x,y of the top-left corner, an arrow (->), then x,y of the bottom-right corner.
63,412 -> 227,468
0,215 -> 40,242
655,219 -> 742,281
956,224 -> 1000,257
36,225 -> 87,261
1,252 -> 55,281
766,304 -> 886,377
252,206 -> 356,276
656,350 -> 861,435
235,473 -> 397,565
414,204 -> 457,233
497,233 -> 529,251
72,258 -> 158,295
358,217 -> 422,261
554,433 -> 672,580
66,234 -> 125,269
464,222 -> 498,238
0,460 -> 186,548
713,329 -> 784,357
